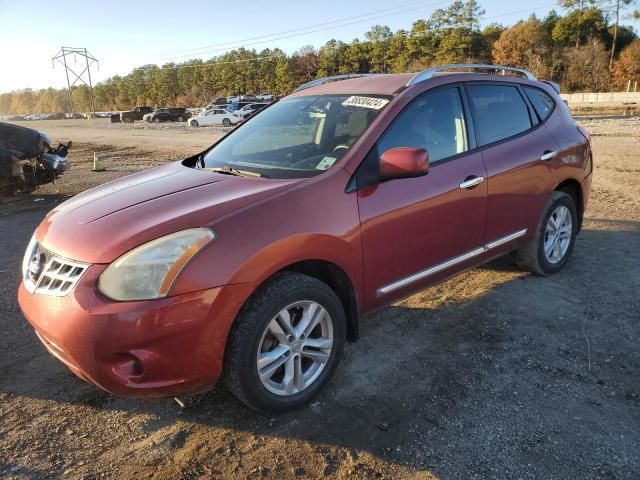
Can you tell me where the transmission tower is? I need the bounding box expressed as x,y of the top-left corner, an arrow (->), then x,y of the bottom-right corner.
52,47 -> 99,117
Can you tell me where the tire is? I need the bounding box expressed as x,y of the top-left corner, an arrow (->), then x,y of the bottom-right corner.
515,191 -> 578,275
154,117 -> 160,124
178,116 -> 184,122
224,272 -> 346,413
222,118 -> 231,127
190,120 -> 199,128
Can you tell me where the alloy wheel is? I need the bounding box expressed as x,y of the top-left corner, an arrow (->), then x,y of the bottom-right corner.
544,205 -> 572,263
256,301 -> 334,396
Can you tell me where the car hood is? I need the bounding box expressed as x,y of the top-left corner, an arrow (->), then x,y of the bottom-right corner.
36,162 -> 299,263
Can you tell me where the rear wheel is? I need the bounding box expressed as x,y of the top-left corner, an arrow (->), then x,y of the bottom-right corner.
222,118 -> 231,127
154,117 -> 160,124
515,191 -> 577,275
224,272 -> 346,413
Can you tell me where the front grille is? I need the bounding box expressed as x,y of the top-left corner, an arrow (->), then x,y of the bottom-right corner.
23,242 -> 90,297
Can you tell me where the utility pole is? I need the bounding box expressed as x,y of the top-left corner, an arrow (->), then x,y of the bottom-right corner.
52,47 -> 99,117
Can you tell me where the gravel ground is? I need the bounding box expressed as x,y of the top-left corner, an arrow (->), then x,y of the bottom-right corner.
0,117 -> 638,480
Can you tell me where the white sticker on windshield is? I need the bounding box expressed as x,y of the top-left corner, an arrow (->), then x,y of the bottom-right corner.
342,96 -> 389,110
316,156 -> 337,170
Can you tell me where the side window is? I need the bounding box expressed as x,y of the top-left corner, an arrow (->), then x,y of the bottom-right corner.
524,86 -> 555,121
378,87 -> 468,163
467,85 -> 532,146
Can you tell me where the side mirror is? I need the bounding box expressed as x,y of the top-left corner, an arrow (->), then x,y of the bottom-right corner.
380,147 -> 430,180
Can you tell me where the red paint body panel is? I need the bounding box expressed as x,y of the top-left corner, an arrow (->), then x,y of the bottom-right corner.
18,72 -> 592,398
37,163 -> 298,263
480,124 -> 558,244
358,152 -> 487,309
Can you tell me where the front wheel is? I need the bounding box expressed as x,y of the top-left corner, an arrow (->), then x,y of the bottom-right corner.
154,117 -> 160,124
190,120 -> 199,128
515,191 -> 578,275
224,272 -> 346,413
222,118 -> 231,127
177,116 -> 184,122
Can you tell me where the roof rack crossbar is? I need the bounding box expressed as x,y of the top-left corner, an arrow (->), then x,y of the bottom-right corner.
407,64 -> 536,86
293,74 -> 380,92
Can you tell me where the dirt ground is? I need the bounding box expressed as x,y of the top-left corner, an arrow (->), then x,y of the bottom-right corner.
0,117 -> 639,480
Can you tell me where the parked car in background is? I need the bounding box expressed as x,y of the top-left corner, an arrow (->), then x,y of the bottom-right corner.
234,103 -> 270,119
146,108 -> 191,123
226,96 -> 240,103
18,64 -> 592,413
224,102 -> 253,113
188,108 -> 241,127
205,97 -> 229,109
120,106 -> 153,123
256,93 -> 274,101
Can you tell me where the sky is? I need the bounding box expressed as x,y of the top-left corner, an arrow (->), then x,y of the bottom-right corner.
0,0 -> 632,94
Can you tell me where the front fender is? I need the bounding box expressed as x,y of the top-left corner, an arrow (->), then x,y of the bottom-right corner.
172,232 -> 363,302
171,167 -> 363,303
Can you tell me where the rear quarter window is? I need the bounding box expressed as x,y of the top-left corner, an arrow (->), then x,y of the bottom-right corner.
467,85 -> 532,147
523,86 -> 555,121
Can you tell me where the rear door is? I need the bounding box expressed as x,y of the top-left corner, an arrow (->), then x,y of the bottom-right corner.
357,85 -> 488,309
464,82 -> 559,253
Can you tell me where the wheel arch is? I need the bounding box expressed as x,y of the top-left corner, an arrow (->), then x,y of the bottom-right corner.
279,259 -> 360,342
555,179 -> 584,232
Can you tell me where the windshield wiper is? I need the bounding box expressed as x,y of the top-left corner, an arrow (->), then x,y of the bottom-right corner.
205,166 -> 262,178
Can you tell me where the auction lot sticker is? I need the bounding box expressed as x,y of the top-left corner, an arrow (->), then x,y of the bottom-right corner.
342,96 -> 389,110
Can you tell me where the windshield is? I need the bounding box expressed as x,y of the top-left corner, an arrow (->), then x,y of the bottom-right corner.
201,94 -> 389,179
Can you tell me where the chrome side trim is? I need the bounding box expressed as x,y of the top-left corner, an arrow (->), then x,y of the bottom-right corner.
485,228 -> 528,250
377,247 -> 485,296
376,228 -> 528,296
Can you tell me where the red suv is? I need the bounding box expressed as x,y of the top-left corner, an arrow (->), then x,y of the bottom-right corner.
18,65 -> 592,412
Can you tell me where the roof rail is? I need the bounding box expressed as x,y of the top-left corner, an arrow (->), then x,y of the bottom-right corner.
293,74 -> 380,92
407,64 -> 537,86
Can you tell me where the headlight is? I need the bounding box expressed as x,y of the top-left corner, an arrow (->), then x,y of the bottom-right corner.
22,235 -> 37,280
98,228 -> 215,301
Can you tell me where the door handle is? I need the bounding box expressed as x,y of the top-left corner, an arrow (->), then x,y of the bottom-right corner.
540,150 -> 557,161
459,176 -> 485,189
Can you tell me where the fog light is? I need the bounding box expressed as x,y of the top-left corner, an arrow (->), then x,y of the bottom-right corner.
111,353 -> 144,378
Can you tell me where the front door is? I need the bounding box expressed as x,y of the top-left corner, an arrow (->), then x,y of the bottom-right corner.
356,86 -> 488,309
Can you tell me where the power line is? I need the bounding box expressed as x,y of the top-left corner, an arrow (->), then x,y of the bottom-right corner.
129,2 -> 557,73
151,0 -> 454,62
150,0 -> 450,61
131,54 -> 284,72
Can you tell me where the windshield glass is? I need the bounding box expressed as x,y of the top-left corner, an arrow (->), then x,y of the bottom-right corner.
201,94 -> 389,179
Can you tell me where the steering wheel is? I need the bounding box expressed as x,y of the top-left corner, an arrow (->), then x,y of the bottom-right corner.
333,145 -> 350,153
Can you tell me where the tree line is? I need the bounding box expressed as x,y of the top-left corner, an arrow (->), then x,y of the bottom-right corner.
1,0 -> 639,114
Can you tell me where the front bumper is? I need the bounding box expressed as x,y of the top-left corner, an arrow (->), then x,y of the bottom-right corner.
18,263 -> 256,397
